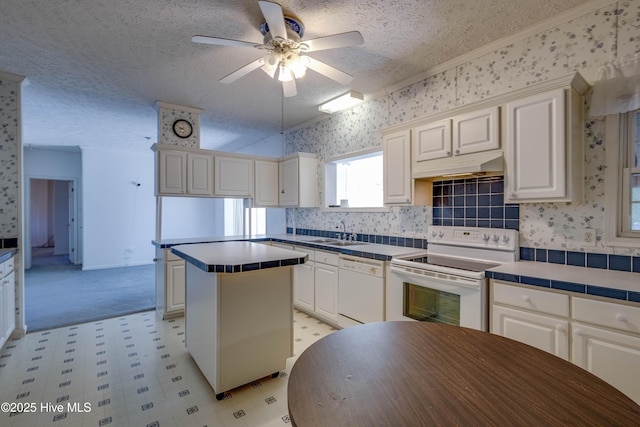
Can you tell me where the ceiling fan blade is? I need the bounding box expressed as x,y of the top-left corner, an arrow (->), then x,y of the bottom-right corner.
192,35 -> 260,48
282,79 -> 297,98
304,56 -> 353,85
220,58 -> 264,84
258,1 -> 288,40
302,31 -> 364,52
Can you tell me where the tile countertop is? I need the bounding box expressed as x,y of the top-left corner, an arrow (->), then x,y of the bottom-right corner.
486,261 -> 640,304
171,241 -> 308,273
154,234 -> 428,261
0,248 -> 17,264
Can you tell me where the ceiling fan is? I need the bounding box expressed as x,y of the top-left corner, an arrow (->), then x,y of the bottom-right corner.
192,0 -> 364,97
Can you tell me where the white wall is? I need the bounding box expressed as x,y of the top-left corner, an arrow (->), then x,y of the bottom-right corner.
82,147 -> 156,269
161,197 -> 225,239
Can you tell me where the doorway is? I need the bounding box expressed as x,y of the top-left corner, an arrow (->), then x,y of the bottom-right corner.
28,178 -> 78,268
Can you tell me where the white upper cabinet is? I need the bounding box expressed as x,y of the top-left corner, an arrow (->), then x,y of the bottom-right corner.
383,129 -> 412,205
187,153 -> 214,196
412,119 -> 452,162
254,160 -> 280,207
214,156 -> 254,197
158,150 -> 187,195
505,89 -> 566,201
453,106 -> 500,155
504,74 -> 587,203
156,149 -> 214,197
279,153 -> 317,207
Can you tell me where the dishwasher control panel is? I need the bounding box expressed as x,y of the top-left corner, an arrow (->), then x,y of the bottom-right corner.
339,256 -> 385,278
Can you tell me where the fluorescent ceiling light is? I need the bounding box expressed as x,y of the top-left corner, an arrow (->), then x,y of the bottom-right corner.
319,91 -> 364,114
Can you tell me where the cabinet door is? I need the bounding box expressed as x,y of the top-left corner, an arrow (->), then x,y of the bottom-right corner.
505,89 -> 566,201
166,261 -> 185,313
158,150 -> 187,195
279,157 -> 299,206
254,160 -> 279,207
412,119 -> 451,162
492,304 -> 569,360
453,106 -> 500,155
383,129 -> 412,205
572,322 -> 640,404
214,156 -> 254,197
293,262 -> 315,312
314,263 -> 339,322
187,153 -> 214,196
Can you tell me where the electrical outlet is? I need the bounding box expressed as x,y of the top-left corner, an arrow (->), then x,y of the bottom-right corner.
582,228 -> 596,247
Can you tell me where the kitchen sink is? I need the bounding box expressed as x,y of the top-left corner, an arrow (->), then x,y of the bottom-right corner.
324,241 -> 362,247
309,238 -> 338,243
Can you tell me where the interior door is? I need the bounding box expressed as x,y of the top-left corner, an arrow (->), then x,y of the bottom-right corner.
68,181 -> 78,264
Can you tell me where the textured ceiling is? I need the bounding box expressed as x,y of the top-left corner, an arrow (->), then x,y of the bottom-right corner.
1,0 -> 592,153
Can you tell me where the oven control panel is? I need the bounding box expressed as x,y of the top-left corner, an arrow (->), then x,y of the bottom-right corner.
428,226 -> 518,251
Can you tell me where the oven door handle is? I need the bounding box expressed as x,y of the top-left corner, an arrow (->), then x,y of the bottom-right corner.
389,265 -> 483,289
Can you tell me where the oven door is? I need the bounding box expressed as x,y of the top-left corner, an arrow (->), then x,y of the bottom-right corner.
387,263 -> 487,331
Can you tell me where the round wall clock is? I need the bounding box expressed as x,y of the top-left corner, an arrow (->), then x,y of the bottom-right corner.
172,119 -> 193,139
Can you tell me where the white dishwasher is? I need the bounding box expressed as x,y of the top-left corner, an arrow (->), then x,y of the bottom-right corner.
338,255 -> 385,327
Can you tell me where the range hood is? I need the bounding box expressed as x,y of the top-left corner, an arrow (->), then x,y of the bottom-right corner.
412,150 -> 504,179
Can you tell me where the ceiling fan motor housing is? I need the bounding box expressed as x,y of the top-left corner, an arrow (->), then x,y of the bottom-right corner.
260,15 -> 304,40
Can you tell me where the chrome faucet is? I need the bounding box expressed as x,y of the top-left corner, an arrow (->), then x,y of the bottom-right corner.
337,220 -> 346,240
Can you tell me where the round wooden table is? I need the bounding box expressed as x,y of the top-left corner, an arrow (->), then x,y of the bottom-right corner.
287,322 -> 640,426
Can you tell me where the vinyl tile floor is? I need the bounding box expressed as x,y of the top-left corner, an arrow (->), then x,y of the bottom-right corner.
0,309 -> 337,427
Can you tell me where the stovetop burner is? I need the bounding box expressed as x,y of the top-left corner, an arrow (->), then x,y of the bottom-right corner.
399,254 -> 501,273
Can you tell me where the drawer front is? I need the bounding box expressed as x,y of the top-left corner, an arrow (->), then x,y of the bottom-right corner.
573,297 -> 640,333
493,281 -> 569,317
315,250 -> 339,266
294,247 -> 315,261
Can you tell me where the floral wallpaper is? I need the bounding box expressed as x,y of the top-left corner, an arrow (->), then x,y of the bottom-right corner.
287,0 -> 640,257
156,103 -> 201,148
0,78 -> 20,240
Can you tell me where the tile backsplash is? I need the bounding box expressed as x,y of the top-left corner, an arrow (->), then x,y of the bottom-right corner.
432,176 -> 519,230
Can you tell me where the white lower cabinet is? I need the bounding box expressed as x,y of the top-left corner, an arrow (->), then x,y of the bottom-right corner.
314,259 -> 339,323
491,280 -> 640,404
492,281 -> 569,359
290,247 -> 340,326
155,248 -> 186,319
571,297 -> 640,404
166,259 -> 186,313
492,305 -> 569,360
293,260 -> 314,313
0,255 -> 16,350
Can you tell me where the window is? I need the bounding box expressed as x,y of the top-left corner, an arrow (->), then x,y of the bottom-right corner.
605,109 -> 640,244
324,150 -> 384,209
224,199 -> 266,237
625,110 -> 640,232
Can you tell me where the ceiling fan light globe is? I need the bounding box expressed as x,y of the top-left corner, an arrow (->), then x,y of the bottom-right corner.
285,52 -> 307,79
278,65 -> 293,82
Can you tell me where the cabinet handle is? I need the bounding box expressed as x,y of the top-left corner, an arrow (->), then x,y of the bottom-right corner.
556,324 -> 567,333
455,149 -> 460,155
509,192 -> 517,199
522,295 -> 531,303
575,329 -> 583,337
446,151 -> 451,156
615,314 -> 627,323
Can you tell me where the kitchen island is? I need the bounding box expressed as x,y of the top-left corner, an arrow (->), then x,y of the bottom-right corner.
171,241 -> 307,400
